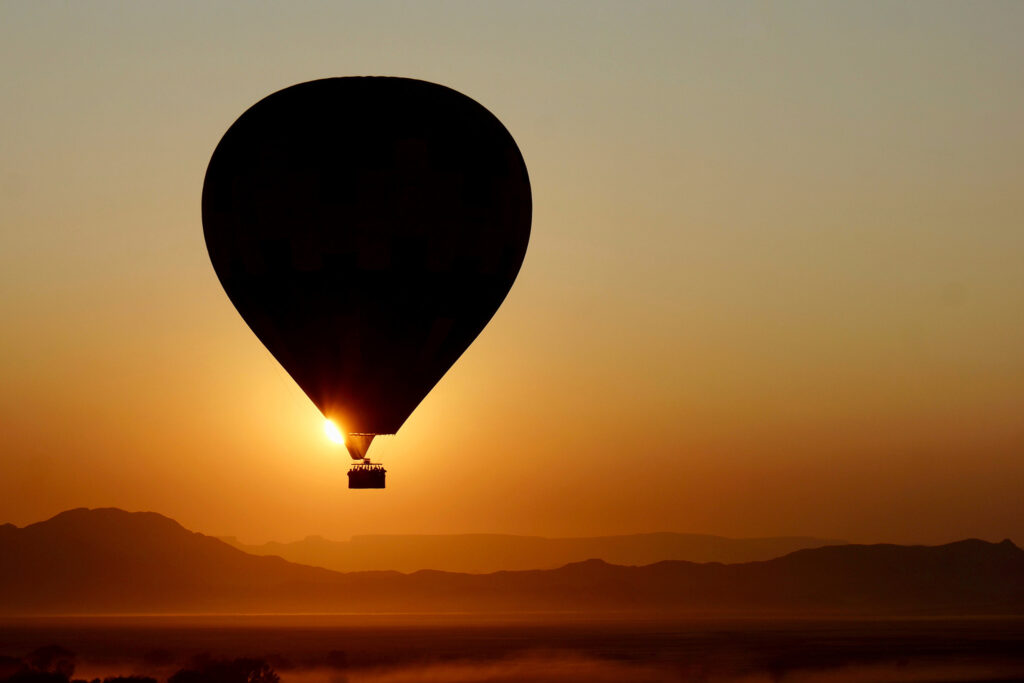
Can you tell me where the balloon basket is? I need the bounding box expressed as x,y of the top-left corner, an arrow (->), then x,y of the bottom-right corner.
348,460 -> 386,489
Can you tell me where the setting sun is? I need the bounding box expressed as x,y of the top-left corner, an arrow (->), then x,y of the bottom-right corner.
323,419 -> 345,445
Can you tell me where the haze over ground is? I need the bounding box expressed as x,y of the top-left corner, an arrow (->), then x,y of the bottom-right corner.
1,2 -> 1023,545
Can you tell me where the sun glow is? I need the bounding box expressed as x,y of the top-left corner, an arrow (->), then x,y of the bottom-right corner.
323,419 -> 345,444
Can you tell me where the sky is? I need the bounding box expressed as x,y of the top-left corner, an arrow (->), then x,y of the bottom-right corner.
1,1 -> 1023,546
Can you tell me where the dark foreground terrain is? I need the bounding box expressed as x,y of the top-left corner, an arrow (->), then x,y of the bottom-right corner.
1,615 -> 1024,683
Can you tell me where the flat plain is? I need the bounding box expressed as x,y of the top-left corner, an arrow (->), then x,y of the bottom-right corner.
3,615 -> 1024,682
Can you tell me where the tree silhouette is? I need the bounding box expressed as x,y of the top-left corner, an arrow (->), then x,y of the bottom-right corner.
168,658 -> 278,683
0,649 -> 279,683
0,646 -> 77,683
24,647 -> 75,679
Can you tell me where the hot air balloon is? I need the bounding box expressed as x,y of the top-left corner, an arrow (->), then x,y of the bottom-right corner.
201,77 -> 531,489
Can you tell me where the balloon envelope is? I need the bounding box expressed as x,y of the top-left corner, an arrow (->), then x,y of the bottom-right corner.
202,77 -> 531,444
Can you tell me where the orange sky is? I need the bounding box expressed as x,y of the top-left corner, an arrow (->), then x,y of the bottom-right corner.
1,2 -> 1023,545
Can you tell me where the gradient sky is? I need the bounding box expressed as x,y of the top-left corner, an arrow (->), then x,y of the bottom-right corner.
2,1 -> 1022,545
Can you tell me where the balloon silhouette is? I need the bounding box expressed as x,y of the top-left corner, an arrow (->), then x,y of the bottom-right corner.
202,77 -> 531,464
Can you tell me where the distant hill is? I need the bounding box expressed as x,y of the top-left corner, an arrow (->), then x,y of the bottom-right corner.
221,531 -> 847,573
0,508 -> 346,614
2,508 -> 1022,616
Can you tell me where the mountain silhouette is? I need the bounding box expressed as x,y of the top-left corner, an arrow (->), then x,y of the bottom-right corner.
2,508 -> 1022,616
220,531 -> 846,573
0,508 -> 345,613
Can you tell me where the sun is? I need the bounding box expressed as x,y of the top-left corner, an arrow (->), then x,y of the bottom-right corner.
323,419 -> 345,444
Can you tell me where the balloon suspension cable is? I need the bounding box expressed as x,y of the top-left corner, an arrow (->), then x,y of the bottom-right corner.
348,455 -> 386,489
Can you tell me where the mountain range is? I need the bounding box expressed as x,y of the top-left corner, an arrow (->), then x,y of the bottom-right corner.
220,531 -> 847,573
2,508 -> 1022,616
